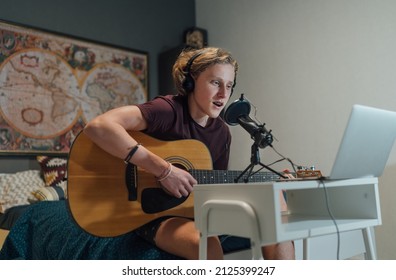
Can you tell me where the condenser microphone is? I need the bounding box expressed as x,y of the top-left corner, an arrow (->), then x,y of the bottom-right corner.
223,93 -> 251,126
224,94 -> 273,149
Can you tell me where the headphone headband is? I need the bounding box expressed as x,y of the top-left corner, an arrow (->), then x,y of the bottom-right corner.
181,50 -> 236,95
184,51 -> 205,74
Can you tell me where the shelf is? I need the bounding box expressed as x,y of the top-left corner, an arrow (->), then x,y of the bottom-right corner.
279,214 -> 380,241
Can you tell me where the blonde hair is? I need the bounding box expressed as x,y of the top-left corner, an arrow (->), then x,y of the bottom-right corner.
172,47 -> 238,96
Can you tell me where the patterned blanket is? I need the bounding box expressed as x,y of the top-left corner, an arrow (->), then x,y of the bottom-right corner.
0,200 -> 180,260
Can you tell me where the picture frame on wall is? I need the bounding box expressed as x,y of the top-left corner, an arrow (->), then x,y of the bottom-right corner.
183,27 -> 208,49
0,19 -> 148,155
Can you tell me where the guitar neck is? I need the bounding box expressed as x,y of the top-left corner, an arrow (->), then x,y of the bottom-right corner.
190,169 -> 281,184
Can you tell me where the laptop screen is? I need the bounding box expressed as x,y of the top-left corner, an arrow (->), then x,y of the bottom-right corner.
328,104 -> 396,180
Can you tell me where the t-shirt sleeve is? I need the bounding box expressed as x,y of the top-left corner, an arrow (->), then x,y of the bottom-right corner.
136,97 -> 176,135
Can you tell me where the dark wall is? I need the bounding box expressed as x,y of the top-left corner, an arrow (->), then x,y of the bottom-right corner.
0,0 -> 195,172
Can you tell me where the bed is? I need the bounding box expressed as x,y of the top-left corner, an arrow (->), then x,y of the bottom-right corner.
0,156 -> 250,260
0,156 -> 182,259
0,205 -> 29,249
0,200 -> 185,260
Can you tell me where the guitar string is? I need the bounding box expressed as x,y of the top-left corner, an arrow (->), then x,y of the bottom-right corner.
191,169 -> 278,183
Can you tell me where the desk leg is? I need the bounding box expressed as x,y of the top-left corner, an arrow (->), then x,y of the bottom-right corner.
199,232 -> 208,260
362,227 -> 377,260
303,238 -> 310,260
251,240 -> 264,260
199,207 -> 209,260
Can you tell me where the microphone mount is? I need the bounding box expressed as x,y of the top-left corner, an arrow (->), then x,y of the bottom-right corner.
224,93 -> 273,148
237,115 -> 273,149
224,93 -> 287,182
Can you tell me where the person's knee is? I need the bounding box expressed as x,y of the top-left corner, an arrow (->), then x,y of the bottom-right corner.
262,242 -> 295,260
206,236 -> 223,260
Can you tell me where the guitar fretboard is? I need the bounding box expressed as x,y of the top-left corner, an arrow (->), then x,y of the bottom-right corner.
190,169 -> 280,184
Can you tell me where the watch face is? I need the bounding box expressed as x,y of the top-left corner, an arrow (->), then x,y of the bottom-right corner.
184,27 -> 207,49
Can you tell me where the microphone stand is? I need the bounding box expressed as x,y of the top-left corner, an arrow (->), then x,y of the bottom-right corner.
234,142 -> 287,183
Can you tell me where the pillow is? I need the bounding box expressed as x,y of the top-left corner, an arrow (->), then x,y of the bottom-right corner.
32,186 -> 65,201
0,170 -> 46,213
36,156 -> 67,192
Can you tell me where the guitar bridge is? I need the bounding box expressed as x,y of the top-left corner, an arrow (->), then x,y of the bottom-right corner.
125,163 -> 138,201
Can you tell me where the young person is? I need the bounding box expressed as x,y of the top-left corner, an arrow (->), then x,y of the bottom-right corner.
84,47 -> 295,260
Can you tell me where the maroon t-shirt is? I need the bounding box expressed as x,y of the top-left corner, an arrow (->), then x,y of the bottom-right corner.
136,95 -> 231,170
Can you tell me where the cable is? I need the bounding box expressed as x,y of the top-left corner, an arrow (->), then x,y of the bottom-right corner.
248,97 -> 282,143
244,106 -> 341,258
319,178 -> 341,260
268,144 -> 309,174
243,95 -> 262,126
244,97 -> 306,173
264,143 -> 342,259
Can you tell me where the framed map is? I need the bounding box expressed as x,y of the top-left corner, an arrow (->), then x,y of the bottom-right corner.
0,20 -> 148,155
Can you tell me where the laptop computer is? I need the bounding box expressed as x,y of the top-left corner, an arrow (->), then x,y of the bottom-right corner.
326,104 -> 396,180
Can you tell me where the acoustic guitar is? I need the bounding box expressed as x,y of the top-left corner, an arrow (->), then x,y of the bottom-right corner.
67,131 -> 320,237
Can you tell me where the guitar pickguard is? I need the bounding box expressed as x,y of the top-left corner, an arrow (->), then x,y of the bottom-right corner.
141,188 -> 190,214
125,161 -> 190,214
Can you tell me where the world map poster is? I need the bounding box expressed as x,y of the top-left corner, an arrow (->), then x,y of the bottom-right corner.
0,20 -> 148,155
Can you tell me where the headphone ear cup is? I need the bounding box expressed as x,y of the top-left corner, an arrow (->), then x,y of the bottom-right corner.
181,51 -> 204,94
182,74 -> 195,93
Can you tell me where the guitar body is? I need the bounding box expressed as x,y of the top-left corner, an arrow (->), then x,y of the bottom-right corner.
67,130 -> 321,238
67,131 -> 212,237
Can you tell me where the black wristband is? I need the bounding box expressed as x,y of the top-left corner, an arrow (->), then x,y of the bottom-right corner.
123,143 -> 141,164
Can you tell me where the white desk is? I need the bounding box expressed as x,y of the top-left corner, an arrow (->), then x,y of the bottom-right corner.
194,177 -> 381,260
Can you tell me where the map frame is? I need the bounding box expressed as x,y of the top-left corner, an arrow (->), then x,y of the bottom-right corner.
0,19 -> 148,156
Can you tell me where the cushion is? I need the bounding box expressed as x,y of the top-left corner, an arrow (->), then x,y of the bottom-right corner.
0,170 -> 46,213
31,186 -> 65,201
36,156 -> 67,193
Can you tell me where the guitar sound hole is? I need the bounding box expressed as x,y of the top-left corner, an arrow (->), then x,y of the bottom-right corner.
172,163 -> 187,171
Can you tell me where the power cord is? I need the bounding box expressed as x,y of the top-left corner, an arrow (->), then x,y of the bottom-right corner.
319,178 -> 341,260
265,145 -> 342,259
